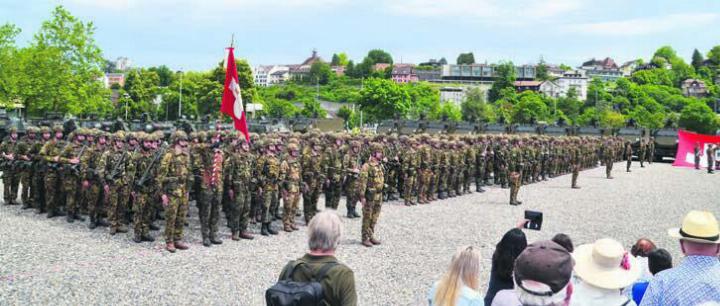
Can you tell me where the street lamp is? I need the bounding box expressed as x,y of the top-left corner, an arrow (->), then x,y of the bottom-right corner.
178,69 -> 183,120
123,93 -> 130,121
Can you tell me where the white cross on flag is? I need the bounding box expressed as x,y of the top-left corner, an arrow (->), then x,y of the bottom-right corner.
220,47 -> 250,142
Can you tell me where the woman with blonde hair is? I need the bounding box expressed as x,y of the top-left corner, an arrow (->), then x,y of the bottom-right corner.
428,246 -> 484,306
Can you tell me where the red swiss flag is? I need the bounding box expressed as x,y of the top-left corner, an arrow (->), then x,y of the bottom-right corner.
220,47 -> 250,142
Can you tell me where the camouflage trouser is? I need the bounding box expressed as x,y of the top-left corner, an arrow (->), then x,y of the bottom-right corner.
497,165 -> 508,187
303,185 -> 321,224
418,170 -> 431,199
229,184 -> 251,233
199,188 -> 222,239
133,192 -> 153,236
428,170 -> 438,197
571,164 -> 580,187
44,173 -> 60,212
19,170 -> 31,205
3,170 -> 19,204
509,171 -> 521,203
605,159 -> 613,178
32,168 -> 45,210
345,179 -> 359,212
385,167 -> 398,195
485,162 -> 493,184
164,193 -> 188,243
283,191 -> 300,228
361,190 -> 383,242
62,176 -> 81,215
403,173 -> 416,202
324,178 -> 342,209
474,165 -> 484,189
463,169 -> 472,192
107,184 -> 129,229
83,183 -> 101,222
639,150 -> 646,166
452,169 -> 462,195
439,169 -> 449,193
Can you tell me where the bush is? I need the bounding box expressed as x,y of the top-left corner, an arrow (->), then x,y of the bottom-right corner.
679,101 -> 719,134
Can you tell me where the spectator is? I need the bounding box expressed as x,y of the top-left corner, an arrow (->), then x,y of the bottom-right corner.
276,211 -> 357,306
491,240 -> 574,306
630,238 -> 657,280
631,249 -> 672,305
640,210 -> 720,306
552,233 -> 575,253
572,238 -> 641,306
428,246 -> 484,306
484,228 -> 528,306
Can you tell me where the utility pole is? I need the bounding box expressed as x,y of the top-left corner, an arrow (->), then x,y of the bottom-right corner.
178,69 -> 183,120
123,93 -> 130,121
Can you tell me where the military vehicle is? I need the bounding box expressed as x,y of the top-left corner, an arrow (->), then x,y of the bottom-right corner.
652,128 -> 679,161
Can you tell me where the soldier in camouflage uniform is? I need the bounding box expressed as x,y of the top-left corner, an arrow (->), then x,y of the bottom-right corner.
1,127 -> 21,205
279,142 -> 302,232
462,138 -> 476,194
624,141 -> 633,172
57,130 -> 88,223
194,131 -> 226,246
29,127 -> 48,211
401,139 -> 419,206
570,139 -> 581,189
99,131 -> 134,235
428,139 -> 442,201
496,139 -> 509,189
225,136 -> 255,240
359,143 -> 385,248
130,133 -> 160,243
638,139 -> 647,168
417,141 -> 433,204
323,134 -> 344,210
301,136 -> 325,224
17,127 -> 34,208
603,139 -> 615,179
257,140 -> 280,236
82,129 -> 108,228
158,131 -> 192,253
647,137 -> 655,164
343,140 -> 363,218
508,139 -> 523,206
39,126 -> 67,217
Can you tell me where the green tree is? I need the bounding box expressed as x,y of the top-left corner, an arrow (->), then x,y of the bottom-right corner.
707,45 -> 720,65
148,65 -> 175,87
488,61 -> 516,102
337,105 -> 353,122
309,61 -> 333,85
599,111 -> 626,128
330,52 -> 349,66
331,53 -> 340,66
435,102 -> 462,122
461,87 -> 495,122
406,82 -> 440,119
345,60 -> 356,77
0,23 -> 21,106
692,49 -> 705,70
210,58 -> 256,106
536,59 -> 549,81
512,91 -> 548,124
21,6 -> 110,116
357,78 -> 409,121
301,99 -> 327,118
679,101 -> 719,134
456,52 -> 475,65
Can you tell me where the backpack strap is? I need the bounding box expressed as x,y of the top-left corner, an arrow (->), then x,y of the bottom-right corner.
280,260 -> 303,281
312,262 -> 339,282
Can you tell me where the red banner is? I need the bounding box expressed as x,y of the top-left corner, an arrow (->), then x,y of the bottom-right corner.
672,129 -> 720,168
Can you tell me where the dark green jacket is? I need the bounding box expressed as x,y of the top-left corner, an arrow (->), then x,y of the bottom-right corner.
278,254 -> 357,306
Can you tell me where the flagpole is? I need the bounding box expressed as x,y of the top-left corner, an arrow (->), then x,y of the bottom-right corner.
221,34 -> 235,125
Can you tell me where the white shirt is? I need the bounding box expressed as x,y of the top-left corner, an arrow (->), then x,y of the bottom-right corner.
571,281 -> 635,306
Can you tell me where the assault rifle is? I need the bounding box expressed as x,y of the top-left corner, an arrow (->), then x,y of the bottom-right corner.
135,143 -> 168,190
106,147 -> 138,182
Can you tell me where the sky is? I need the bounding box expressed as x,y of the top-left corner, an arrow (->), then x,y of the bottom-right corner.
2,0 -> 720,71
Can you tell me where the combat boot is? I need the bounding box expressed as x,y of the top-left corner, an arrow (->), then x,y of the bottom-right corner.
117,225 -> 128,233
239,231 -> 255,239
260,224 -> 269,236
439,191 -> 447,199
109,227 -> 117,235
370,237 -> 381,245
210,236 -> 222,245
572,185 -> 581,189
231,231 -> 240,241
73,214 -> 85,222
133,234 -> 143,243
284,225 -> 293,232
166,242 -> 176,253
66,215 -> 75,223
202,237 -> 211,247
501,184 -> 509,189
141,234 -> 155,242
149,223 -> 160,231
88,220 -> 97,229
290,224 -> 300,231
266,223 -> 278,235
404,200 -> 412,206
174,241 -> 189,250
361,240 -> 373,247
96,219 -> 110,227
346,211 -> 354,218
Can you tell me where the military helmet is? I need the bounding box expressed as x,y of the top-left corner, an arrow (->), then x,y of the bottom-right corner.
370,143 -> 383,153
287,143 -> 300,152
171,130 -> 188,143
52,125 -> 63,133
40,126 -> 51,134
113,131 -> 126,141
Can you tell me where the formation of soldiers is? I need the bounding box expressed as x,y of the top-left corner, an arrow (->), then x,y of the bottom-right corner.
1,125 -> 635,252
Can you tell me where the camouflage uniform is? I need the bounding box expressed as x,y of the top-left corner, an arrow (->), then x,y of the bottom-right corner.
99,132 -> 134,234
29,127 -> 47,210
39,126 -> 66,216
279,143 -> 302,231
82,137 -> 106,227
194,134 -> 225,244
343,141 -> 363,217
225,140 -> 255,239
15,133 -> 32,207
570,143 -> 581,189
0,133 -> 20,205
603,140 -> 615,179
257,140 -> 280,235
508,144 -> 523,205
323,139 -> 344,210
157,134 -> 191,244
359,144 -> 385,246
300,141 -> 324,224
417,144 -> 433,204
130,137 -> 160,242
624,142 -> 633,172
58,134 -> 87,222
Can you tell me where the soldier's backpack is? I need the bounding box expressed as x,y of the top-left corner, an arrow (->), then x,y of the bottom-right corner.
265,260 -> 338,306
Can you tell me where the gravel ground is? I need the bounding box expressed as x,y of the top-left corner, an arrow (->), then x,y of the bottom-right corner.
0,162 -> 718,306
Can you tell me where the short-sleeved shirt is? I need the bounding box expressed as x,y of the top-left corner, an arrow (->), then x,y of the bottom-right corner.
640,255 -> 720,306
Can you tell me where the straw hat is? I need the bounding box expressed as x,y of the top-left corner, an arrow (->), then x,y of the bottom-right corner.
668,210 -> 720,244
573,238 -> 641,289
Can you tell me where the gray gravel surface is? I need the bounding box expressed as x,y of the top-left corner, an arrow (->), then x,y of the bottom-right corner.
1,162 -> 718,306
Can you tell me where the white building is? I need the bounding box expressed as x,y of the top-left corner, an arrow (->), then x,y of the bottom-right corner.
253,65 -> 290,87
439,87 -> 466,105
115,57 -> 132,71
540,70 -> 588,100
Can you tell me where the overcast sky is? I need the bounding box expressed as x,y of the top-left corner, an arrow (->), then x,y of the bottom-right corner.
2,0 -> 720,71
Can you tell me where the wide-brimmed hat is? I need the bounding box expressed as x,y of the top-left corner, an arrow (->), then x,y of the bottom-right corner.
668,210 -> 720,244
573,238 -> 641,290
